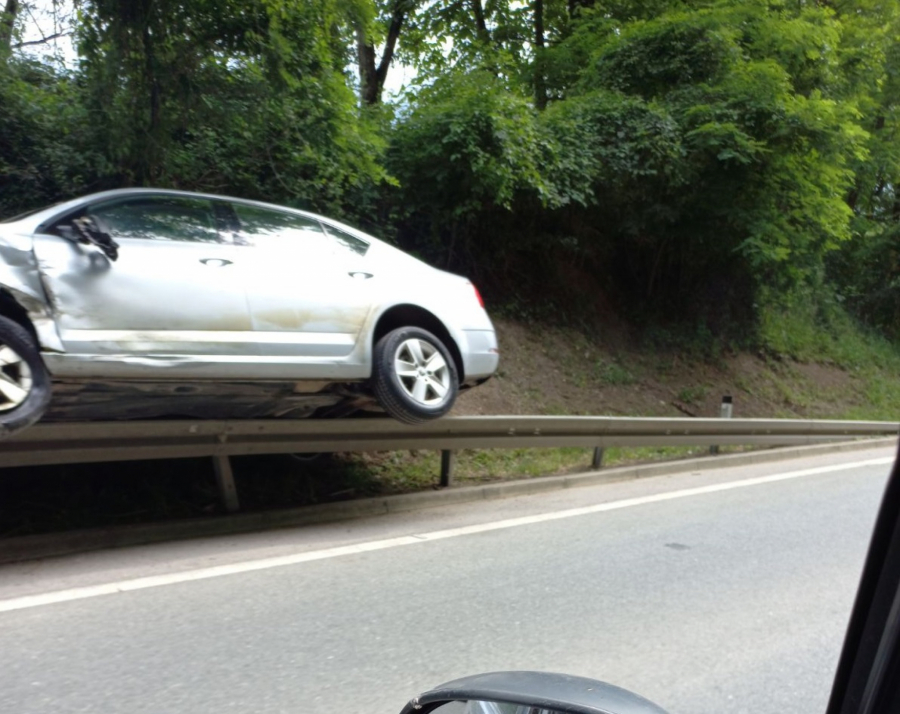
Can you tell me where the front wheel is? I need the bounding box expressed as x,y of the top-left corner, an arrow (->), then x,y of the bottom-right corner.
372,327 -> 459,424
0,315 -> 51,436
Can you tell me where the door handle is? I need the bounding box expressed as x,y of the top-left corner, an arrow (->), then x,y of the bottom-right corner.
200,258 -> 233,267
348,271 -> 373,280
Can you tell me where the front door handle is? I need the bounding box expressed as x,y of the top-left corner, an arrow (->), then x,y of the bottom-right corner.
349,271 -> 373,280
200,258 -> 233,267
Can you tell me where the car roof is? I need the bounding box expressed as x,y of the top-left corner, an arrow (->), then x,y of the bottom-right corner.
9,188 -> 375,243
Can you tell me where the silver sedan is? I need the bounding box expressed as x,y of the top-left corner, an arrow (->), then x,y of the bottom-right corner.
0,189 -> 499,432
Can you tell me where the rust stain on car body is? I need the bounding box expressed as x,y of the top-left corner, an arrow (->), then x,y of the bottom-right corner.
252,306 -> 369,333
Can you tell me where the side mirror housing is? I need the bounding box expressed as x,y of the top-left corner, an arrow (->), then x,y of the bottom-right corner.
399,671 -> 669,714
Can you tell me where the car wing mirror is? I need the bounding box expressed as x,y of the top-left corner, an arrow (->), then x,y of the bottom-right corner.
399,672 -> 669,714
57,216 -> 119,261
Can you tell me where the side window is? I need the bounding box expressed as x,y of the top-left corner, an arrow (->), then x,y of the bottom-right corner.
232,204 -> 329,250
87,196 -> 220,243
322,223 -> 370,257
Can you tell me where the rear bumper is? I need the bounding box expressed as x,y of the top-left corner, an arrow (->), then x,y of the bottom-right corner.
461,329 -> 499,383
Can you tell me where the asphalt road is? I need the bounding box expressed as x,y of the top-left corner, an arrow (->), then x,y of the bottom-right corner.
0,446 -> 894,714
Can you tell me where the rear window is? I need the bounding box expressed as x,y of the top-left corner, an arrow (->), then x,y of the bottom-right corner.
322,223 -> 370,257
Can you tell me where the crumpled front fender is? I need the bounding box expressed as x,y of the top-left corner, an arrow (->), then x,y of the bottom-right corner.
0,230 -> 64,353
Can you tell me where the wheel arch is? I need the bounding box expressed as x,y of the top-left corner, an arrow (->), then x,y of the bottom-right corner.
372,304 -> 465,383
0,289 -> 39,344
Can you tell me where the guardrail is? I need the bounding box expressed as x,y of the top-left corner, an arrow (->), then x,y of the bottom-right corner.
2,416 -> 898,467
3,416 -> 897,511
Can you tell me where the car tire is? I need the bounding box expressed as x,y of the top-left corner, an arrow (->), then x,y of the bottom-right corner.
372,327 -> 459,424
0,315 -> 51,436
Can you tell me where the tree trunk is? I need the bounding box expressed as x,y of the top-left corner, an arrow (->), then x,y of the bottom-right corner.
470,0 -> 490,44
0,0 -> 20,54
357,29 -> 379,105
357,2 -> 407,106
141,19 -> 161,183
533,0 -> 547,109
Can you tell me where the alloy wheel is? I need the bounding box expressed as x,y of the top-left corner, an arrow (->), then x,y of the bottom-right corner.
394,338 -> 452,407
0,343 -> 33,412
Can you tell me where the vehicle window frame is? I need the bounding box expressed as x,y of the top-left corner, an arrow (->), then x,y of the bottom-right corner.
228,202 -> 332,252
49,195 -> 226,245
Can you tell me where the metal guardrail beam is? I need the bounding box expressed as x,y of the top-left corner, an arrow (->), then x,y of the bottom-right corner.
1,416 -> 897,468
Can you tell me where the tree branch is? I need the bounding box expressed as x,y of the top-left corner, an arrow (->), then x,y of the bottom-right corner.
375,4 -> 406,89
358,0 -> 409,105
12,30 -> 71,48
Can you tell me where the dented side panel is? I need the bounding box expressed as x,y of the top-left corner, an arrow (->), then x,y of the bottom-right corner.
0,226 -> 64,352
32,233 -> 255,357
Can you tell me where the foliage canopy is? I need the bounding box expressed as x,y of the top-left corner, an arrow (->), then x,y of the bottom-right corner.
2,0 -> 900,341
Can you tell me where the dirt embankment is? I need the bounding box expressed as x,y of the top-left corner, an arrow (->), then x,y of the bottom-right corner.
454,318 -> 868,421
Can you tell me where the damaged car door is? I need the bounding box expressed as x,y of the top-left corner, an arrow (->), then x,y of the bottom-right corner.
31,194 -> 255,376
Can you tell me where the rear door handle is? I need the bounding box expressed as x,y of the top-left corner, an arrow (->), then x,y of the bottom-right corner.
349,271 -> 373,280
200,258 -> 233,267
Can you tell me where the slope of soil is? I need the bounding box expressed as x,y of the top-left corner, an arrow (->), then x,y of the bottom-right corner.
453,318 -> 865,420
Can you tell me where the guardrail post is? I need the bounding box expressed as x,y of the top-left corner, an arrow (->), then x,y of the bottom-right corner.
710,395 -> 733,455
440,450 -> 455,488
591,447 -> 605,469
212,455 -> 240,513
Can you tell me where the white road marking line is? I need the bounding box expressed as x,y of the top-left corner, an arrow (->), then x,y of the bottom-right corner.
0,456 -> 892,614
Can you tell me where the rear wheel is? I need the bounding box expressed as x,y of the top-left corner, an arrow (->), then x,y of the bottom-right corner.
372,327 -> 459,424
0,316 -> 51,436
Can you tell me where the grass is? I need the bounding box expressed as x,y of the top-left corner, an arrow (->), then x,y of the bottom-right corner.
597,361 -> 638,386
759,288 -> 898,369
759,289 -> 900,420
303,444 -> 742,498
237,444 -> 733,505
676,386 -> 708,404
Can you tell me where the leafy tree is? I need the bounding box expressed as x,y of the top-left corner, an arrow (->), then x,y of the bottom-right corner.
387,70 -> 554,270
0,57 -> 104,216
74,0 -> 386,215
4,0 -> 900,347
526,1 -> 863,326
826,0 -> 900,337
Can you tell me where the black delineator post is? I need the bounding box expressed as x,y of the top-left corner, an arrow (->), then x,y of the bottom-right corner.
440,450 -> 455,487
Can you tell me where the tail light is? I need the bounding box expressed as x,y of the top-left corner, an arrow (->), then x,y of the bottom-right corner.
470,283 -> 485,308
